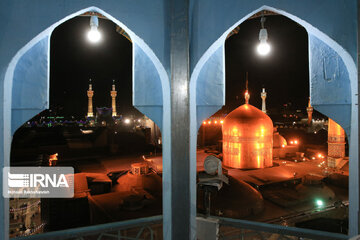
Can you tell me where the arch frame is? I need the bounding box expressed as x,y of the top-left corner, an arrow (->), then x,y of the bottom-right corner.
2,6 -> 170,240
189,5 -> 358,237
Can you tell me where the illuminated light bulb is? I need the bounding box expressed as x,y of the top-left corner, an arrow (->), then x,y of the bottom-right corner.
88,28 -> 101,43
290,141 -> 294,144
257,40 -> 271,56
294,140 -> 298,144
124,118 -> 130,124
208,121 -> 211,124
257,26 -> 271,56
214,121 -> 218,124
203,121 -> 207,125
220,120 -> 224,124
318,153 -> 322,158
281,144 -> 285,148
87,16 -> 101,43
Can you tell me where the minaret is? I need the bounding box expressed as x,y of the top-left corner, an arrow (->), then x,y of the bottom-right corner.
244,72 -> 250,104
87,79 -> 94,118
327,118 -> 346,168
110,80 -> 117,117
261,88 -> 267,114
306,97 -> 313,125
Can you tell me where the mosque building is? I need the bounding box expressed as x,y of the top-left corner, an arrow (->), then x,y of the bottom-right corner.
222,80 -> 273,169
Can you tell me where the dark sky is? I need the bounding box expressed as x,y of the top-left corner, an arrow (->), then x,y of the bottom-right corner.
50,14 -> 308,118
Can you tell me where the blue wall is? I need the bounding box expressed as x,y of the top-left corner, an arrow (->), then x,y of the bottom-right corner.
0,0 -> 358,239
11,37 -> 49,134
309,35 -> 352,135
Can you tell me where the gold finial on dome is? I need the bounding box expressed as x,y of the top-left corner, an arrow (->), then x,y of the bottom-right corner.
245,72 -> 250,104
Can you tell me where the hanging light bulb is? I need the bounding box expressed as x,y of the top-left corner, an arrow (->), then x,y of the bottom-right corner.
257,16 -> 270,56
87,16 -> 101,43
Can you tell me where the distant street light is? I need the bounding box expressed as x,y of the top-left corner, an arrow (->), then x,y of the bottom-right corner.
257,16 -> 271,56
315,199 -> 324,208
87,16 -> 101,43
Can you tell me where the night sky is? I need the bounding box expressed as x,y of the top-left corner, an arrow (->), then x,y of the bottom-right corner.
224,15 -> 309,114
50,14 -> 309,118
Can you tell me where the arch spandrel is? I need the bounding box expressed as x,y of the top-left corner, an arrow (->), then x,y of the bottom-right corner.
195,45 -> 224,129
11,37 -> 49,134
309,34 -> 352,134
133,43 -> 164,129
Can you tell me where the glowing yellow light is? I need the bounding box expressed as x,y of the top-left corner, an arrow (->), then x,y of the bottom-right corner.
208,121 -> 211,124
232,128 -> 239,137
318,153 -> 322,158
220,120 -> 224,124
281,144 -> 285,148
290,141 -> 294,144
294,140 -> 298,144
203,121 -> 206,125
260,127 -> 265,137
214,120 -> 218,124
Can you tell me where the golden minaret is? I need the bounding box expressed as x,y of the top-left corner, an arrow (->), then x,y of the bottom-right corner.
327,118 -> 346,168
87,79 -> 94,118
111,80 -> 117,117
306,97 -> 313,125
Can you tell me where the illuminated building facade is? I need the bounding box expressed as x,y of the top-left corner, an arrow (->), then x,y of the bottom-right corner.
327,118 -> 346,168
110,80 -> 117,117
222,91 -> 273,169
87,79 -> 94,118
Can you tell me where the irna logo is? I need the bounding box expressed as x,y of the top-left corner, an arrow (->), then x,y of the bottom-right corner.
8,173 -> 69,188
3,167 -> 74,198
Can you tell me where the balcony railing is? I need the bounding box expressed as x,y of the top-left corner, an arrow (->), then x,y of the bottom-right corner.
11,215 -> 163,240
11,215 -> 349,240
215,216 -> 348,240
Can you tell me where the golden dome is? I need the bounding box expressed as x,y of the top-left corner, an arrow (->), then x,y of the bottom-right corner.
273,131 -> 287,148
222,104 -> 273,169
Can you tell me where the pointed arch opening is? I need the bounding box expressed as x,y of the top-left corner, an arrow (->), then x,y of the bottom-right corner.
4,6 -> 169,238
191,6 -> 357,237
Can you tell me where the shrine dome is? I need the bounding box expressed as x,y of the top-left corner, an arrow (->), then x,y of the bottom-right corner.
222,103 -> 273,169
